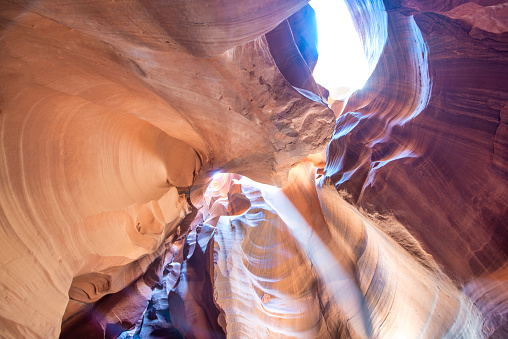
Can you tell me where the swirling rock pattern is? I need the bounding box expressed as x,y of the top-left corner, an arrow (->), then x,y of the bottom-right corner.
213,176 -> 337,338
331,0 -> 508,284
211,164 -> 483,338
0,0 -> 333,337
324,0 -> 508,337
0,0 -> 507,337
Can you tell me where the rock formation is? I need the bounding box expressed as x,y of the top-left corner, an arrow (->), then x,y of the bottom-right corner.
0,0 -> 507,338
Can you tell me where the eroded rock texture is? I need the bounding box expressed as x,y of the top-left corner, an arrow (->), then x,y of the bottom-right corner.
211,164 -> 483,338
324,0 -> 508,337
0,0 -> 333,337
0,0 -> 507,338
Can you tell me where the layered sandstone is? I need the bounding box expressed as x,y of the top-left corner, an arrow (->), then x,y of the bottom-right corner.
0,0 -> 507,338
0,1 -> 333,337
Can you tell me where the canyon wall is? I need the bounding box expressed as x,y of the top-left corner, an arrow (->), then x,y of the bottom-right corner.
325,0 -> 508,336
0,0 -> 507,338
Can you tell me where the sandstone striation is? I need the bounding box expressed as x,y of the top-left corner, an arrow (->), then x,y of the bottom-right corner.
324,0 -> 508,336
0,0 -> 333,337
328,0 -> 508,302
0,0 -> 507,338
206,165 -> 483,338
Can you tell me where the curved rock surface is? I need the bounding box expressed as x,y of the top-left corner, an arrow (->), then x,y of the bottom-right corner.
0,0 -> 333,337
210,164 -> 482,338
327,0 -> 508,301
324,0 -> 508,336
0,0 -> 507,338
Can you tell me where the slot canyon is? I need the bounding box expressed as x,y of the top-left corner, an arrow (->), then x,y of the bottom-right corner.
0,0 -> 507,338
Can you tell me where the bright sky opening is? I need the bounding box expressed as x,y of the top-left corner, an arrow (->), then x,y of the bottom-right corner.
309,0 -> 370,100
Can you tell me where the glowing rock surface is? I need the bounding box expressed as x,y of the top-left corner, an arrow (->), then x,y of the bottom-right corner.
0,0 -> 507,338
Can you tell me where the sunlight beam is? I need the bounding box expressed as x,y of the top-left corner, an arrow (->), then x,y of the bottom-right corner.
309,0 -> 370,100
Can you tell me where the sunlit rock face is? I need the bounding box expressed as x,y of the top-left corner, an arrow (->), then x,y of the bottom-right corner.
341,0 -> 508,282
0,0 -> 333,337
0,0 -> 507,338
208,166 -> 483,338
324,0 -> 508,337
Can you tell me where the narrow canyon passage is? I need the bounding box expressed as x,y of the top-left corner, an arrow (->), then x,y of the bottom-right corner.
0,0 -> 507,338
